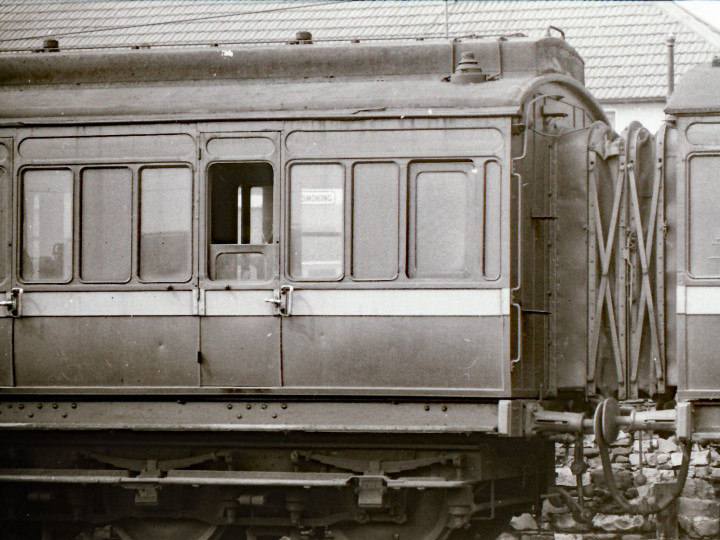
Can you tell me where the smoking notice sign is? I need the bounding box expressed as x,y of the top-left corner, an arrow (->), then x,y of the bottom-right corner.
301,190 -> 336,205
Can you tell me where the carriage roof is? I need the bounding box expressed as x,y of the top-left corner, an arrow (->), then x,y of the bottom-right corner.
666,62 -> 720,115
0,36 -> 598,124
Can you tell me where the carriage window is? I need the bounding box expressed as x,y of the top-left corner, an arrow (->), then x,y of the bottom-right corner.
139,167 -> 192,282
209,163 -> 273,245
352,163 -> 399,280
483,161 -> 502,280
21,169 -> 73,282
208,163 -> 273,281
289,163 -> 344,280
689,155 -> 720,277
81,168 -> 132,282
408,162 -> 473,279
216,252 -> 268,281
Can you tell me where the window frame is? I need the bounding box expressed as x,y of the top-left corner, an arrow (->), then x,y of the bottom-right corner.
205,159 -> 277,284
406,160 -> 477,280
686,152 -> 720,280
286,160 -> 347,283
79,165 -> 134,284
137,165 -> 194,284
16,162 -> 195,287
284,157 -> 502,286
350,161 -> 401,282
19,166 -> 75,284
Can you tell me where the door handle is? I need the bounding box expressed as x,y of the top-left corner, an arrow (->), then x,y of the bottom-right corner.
265,286 -> 294,316
264,295 -> 282,306
0,287 -> 22,317
280,285 -> 293,316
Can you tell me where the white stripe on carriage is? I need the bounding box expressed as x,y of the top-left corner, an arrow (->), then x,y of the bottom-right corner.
206,288 -> 508,316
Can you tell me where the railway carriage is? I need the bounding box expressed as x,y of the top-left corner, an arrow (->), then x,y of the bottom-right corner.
665,62 -> 720,439
0,32 -> 718,539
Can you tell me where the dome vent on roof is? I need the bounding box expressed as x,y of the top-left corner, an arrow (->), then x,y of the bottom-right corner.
451,52 -> 488,85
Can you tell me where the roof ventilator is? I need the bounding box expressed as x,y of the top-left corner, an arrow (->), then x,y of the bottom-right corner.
450,52 -> 487,85
289,31 -> 313,45
42,39 -> 59,53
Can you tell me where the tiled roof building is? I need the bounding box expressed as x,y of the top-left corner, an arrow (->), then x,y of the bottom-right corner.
1,0 -> 719,124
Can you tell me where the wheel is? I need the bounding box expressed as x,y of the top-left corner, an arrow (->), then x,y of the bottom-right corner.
329,490 -> 451,540
114,519 -> 222,540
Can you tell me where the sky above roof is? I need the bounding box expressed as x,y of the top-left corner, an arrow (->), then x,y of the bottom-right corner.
1,1 -> 719,102
681,1 -> 720,31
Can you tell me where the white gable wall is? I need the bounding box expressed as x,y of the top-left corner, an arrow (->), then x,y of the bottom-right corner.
602,100 -> 667,133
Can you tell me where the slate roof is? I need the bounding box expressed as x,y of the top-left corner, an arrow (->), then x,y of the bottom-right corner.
1,1 -> 719,101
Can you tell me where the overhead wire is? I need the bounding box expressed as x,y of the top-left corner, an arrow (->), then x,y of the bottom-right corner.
0,0 -> 354,44
0,2 -> 528,54
0,32 -> 526,54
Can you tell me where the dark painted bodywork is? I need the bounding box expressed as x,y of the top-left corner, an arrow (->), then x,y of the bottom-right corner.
0,37 -> 607,399
0,36 -> 618,538
666,64 -> 720,399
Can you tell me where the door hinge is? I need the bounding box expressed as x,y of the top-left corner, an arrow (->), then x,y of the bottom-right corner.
195,288 -> 206,316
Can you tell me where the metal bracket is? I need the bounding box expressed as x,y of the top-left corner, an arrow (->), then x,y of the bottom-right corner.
530,211 -> 558,220
356,476 -> 386,509
676,402 -> 693,441
265,285 -> 293,316
0,287 -> 22,317
194,287 -> 206,316
129,482 -> 160,505
540,103 -> 568,119
498,400 -> 525,437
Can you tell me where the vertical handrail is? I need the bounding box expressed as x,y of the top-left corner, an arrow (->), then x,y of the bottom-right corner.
509,94 -> 566,370
655,124 -> 667,393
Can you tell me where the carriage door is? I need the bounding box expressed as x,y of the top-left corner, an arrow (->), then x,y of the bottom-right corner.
0,139 -> 12,386
199,133 -> 282,387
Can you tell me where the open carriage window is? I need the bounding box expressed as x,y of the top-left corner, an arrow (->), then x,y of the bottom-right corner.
210,163 -> 273,245
208,162 -> 274,281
